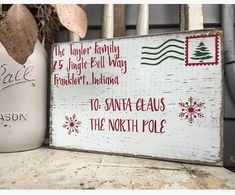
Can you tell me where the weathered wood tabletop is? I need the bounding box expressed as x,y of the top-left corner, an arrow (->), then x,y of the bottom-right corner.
0,147 -> 235,189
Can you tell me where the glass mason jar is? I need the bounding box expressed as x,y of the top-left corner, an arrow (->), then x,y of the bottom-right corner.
0,40 -> 47,152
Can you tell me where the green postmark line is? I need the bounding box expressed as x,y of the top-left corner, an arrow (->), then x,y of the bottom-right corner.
141,38 -> 185,66
142,39 -> 184,50
142,44 -> 184,55
141,56 -> 184,66
141,50 -> 184,61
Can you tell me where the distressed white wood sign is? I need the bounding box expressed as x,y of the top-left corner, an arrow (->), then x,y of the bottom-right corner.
50,29 -> 223,165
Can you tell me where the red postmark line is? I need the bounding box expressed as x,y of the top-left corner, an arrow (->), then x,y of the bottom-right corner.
185,33 -> 219,66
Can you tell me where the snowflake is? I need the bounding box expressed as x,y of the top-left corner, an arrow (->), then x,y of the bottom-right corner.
63,114 -> 81,135
179,97 -> 205,123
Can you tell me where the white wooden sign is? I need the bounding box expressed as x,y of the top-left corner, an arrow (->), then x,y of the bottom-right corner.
50,29 -> 223,165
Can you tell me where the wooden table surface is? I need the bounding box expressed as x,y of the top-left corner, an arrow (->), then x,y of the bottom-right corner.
0,147 -> 235,189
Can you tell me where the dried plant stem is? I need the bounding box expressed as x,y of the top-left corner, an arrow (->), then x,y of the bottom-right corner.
137,4 -> 149,35
102,4 -> 114,38
68,31 -> 80,42
42,35 -> 45,47
40,20 -> 45,47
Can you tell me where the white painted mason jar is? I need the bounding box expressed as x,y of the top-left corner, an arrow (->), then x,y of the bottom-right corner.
0,40 -> 47,152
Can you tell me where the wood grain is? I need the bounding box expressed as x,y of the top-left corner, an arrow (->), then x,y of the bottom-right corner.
180,4 -> 188,31
114,4 -> 126,37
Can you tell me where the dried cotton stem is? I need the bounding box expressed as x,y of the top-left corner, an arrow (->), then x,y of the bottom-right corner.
68,31 -> 80,42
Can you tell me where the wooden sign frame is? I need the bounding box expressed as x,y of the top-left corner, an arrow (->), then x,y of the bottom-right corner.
49,29 -> 223,166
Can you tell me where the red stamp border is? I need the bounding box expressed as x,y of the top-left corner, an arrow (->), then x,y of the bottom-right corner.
185,33 -> 219,66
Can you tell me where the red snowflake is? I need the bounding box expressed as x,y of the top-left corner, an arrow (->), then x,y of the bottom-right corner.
63,114 -> 81,135
179,97 -> 205,123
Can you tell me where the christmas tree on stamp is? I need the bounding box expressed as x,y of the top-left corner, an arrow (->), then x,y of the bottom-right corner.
190,42 -> 212,62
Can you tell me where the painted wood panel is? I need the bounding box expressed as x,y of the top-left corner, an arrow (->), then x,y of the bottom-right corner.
50,29 -> 223,165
